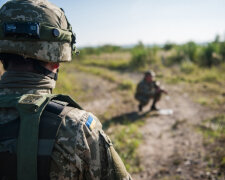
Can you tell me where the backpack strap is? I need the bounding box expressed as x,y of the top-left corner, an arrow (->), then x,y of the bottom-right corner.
37,100 -> 65,180
34,99 -> 78,180
0,100 -> 75,180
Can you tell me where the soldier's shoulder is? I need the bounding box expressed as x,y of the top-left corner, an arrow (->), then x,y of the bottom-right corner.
138,79 -> 146,86
49,97 -> 102,132
64,107 -> 103,131
50,107 -> 99,178
54,105 -> 103,164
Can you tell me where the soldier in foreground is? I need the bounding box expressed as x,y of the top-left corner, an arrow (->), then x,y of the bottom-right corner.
135,71 -> 168,112
0,0 -> 132,180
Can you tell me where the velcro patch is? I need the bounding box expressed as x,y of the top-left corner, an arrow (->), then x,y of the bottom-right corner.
20,95 -> 43,104
18,94 -> 46,112
85,115 -> 96,130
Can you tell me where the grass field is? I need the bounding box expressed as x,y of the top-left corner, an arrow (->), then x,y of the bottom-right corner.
0,42 -> 224,178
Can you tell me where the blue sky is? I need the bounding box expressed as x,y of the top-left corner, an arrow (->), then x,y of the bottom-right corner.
1,0 -> 225,47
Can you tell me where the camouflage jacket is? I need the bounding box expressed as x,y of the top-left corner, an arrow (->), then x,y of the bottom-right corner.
135,80 -> 160,98
0,78 -> 132,180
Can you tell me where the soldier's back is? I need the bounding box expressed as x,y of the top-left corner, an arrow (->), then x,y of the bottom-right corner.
0,91 -> 131,180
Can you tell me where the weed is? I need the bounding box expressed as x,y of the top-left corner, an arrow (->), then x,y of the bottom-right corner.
129,42 -> 155,70
109,122 -> 144,173
198,114 -> 225,175
159,176 -> 182,180
118,80 -> 135,91
180,61 -> 196,74
197,97 -> 210,106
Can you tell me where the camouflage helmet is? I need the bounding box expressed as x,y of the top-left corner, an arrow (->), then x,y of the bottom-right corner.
144,70 -> 155,77
0,0 -> 76,62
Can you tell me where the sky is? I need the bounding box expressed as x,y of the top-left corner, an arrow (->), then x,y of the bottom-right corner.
0,0 -> 225,47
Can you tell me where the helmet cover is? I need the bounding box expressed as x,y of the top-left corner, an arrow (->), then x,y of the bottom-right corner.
0,0 -> 76,62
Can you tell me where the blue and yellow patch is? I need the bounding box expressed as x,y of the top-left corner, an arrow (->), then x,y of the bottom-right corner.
86,115 -> 96,130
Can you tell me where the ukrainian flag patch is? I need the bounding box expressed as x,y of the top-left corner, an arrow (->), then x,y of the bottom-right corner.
86,115 -> 96,130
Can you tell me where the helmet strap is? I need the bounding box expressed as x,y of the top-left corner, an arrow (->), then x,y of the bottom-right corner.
33,61 -> 58,80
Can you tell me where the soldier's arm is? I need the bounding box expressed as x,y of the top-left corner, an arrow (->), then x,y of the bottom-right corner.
154,81 -> 168,94
83,112 -> 132,180
161,89 -> 168,94
51,108 -> 132,180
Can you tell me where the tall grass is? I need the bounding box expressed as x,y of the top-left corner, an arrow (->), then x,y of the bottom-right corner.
199,115 -> 225,176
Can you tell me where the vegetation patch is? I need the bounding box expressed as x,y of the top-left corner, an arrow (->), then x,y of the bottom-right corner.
180,61 -> 196,74
106,119 -> 144,173
197,97 -> 210,106
54,64 -> 85,101
73,62 -> 136,93
159,176 -> 182,180
198,114 -> 225,176
117,80 -> 135,91
73,63 -> 119,83
78,57 -> 130,71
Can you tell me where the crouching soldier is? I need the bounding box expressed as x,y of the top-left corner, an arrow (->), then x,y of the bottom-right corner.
135,70 -> 167,112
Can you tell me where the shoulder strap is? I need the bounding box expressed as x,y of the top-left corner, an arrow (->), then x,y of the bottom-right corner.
0,94 -> 81,180
37,100 -> 66,180
0,100 -> 66,180
37,98 -> 80,180
16,95 -> 51,180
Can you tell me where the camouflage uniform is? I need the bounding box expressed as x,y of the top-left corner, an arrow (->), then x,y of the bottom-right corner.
135,79 -> 161,107
0,0 -> 133,179
0,72 -> 132,180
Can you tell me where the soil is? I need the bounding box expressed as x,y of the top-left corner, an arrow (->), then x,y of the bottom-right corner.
72,70 -> 223,180
132,85 -> 219,180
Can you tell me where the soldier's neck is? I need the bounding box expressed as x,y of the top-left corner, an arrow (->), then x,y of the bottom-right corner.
0,71 -> 55,95
0,88 -> 52,95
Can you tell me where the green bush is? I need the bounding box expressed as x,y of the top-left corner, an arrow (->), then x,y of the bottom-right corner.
98,44 -> 121,53
180,61 -> 196,74
80,45 -> 122,56
130,48 -> 149,69
130,42 -> 150,69
165,48 -> 185,66
162,36 -> 224,67
198,43 -> 222,67
148,45 -> 160,64
219,41 -> 225,62
163,42 -> 176,51
182,41 -> 198,62
81,47 -> 100,55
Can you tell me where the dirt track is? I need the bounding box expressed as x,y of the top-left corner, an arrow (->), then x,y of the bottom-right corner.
73,70 -> 221,180
132,85 -> 218,180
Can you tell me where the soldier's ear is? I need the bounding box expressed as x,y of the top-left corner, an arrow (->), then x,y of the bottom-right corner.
41,62 -> 59,73
0,59 -> 8,70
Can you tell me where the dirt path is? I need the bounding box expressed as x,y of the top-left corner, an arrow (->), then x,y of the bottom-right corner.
73,70 -> 117,115
132,85 -> 219,180
73,70 -> 220,180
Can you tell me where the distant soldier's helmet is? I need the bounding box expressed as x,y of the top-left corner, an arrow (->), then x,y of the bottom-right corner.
144,70 -> 155,78
0,0 -> 77,62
